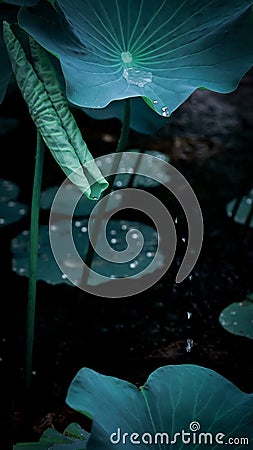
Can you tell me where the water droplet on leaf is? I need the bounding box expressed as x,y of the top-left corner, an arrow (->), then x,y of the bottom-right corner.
123,68 -> 152,87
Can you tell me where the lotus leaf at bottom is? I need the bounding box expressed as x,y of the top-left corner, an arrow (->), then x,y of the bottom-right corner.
66,364 -> 253,449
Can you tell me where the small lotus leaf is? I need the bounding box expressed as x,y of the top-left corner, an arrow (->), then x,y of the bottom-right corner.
11,219 -> 161,286
14,422 -> 89,449
219,296 -> 253,339
226,189 -> 253,228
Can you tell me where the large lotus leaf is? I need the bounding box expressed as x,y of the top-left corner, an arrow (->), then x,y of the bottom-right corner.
19,1 -> 253,116
11,219 -> 161,286
0,178 -> 27,227
226,189 -> 253,228
219,294 -> 253,340
14,422 -> 89,449
80,98 -> 169,135
0,0 -> 39,104
0,20 -> 12,103
66,364 -> 253,449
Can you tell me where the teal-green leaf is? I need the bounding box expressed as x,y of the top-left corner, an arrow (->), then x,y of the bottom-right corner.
11,219 -> 160,287
66,364 -> 253,449
226,190 -> 253,228
80,97 -> 169,135
0,21 -> 12,103
14,423 -> 89,449
219,296 -> 253,339
19,0 -> 253,116
2,22 -> 108,199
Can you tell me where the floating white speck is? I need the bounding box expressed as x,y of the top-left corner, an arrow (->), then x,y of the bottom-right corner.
186,338 -> 194,352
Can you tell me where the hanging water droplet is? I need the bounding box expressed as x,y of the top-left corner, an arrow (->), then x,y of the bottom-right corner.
182,237 -> 186,243
121,224 -> 127,230
174,217 -> 178,224
0,218 -> 5,224
187,311 -> 192,319
186,338 -> 194,352
153,100 -> 158,104
61,273 -> 68,279
116,180 -> 123,187
123,68 -> 152,88
50,224 -> 58,231
161,106 -> 170,117
189,275 -> 193,281
81,226 -> 87,232
131,233 -> 139,239
246,197 -> 252,205
75,221 -> 81,227
111,238 -> 117,244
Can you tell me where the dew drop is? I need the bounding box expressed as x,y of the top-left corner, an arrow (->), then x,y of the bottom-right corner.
111,238 -> 117,244
153,100 -> 158,104
123,67 -> 152,88
131,233 -> 139,239
246,198 -> 252,205
81,226 -> 87,232
61,273 -> 68,279
161,106 -> 170,117
182,237 -> 186,243
187,311 -> 192,319
75,221 -> 81,227
0,218 -> 5,224
50,224 -> 58,231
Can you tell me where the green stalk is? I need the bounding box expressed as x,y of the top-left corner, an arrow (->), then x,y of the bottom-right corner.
25,131 -> 44,392
81,99 -> 131,286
